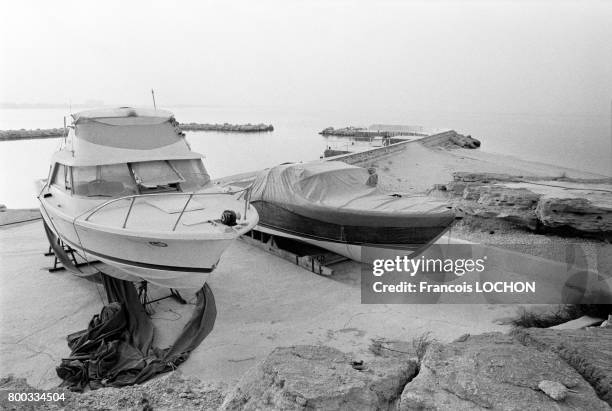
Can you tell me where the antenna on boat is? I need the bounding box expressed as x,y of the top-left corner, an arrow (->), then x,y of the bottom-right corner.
151,89 -> 157,109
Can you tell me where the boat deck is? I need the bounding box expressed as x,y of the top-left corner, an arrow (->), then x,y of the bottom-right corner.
83,195 -> 254,235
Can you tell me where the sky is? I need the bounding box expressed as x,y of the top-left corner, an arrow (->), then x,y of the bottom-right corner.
1,0 -> 611,116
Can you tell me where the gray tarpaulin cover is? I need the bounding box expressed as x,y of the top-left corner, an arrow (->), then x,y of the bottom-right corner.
249,161 -> 453,227
55,275 -> 216,391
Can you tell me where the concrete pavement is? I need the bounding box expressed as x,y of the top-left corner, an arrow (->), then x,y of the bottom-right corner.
0,221 -> 518,389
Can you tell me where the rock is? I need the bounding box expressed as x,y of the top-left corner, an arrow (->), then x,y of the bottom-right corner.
538,380 -> 568,401
453,333 -> 470,342
221,345 -> 418,410
445,175 -> 612,237
432,184 -> 447,191
450,133 -> 481,148
179,123 -> 273,133
453,172 -> 525,183
445,181 -> 468,195
463,185 -> 541,208
0,204 -> 6,212
550,315 -> 605,330
601,315 -> 612,328
453,184 -> 541,229
535,197 -> 612,233
319,125 -> 429,139
513,327 -> 612,406
399,333 -> 609,410
0,128 -> 64,140
420,130 -> 481,149
319,126 -> 371,137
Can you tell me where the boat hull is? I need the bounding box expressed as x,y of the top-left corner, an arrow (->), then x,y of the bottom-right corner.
251,201 -> 455,263
39,192 -> 256,289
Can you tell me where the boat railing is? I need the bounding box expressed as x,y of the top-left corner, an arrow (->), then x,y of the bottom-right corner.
79,187 -> 252,231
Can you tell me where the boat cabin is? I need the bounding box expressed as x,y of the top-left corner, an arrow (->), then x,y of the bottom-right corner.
49,159 -> 210,198
47,107 -> 211,198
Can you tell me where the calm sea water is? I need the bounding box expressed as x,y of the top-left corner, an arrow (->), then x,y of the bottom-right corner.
1,105 -> 610,208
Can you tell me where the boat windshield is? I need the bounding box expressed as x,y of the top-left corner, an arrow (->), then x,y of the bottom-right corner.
73,164 -> 138,197
168,159 -> 211,191
131,159 -> 210,193
131,160 -> 183,193
71,159 -> 211,197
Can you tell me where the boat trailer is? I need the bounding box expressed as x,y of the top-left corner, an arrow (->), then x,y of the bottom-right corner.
240,229 -> 348,276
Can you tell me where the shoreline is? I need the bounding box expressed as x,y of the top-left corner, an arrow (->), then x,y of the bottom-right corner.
5,131 -> 610,239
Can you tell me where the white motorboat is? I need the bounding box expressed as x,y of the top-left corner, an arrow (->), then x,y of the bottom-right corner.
37,107 -> 258,289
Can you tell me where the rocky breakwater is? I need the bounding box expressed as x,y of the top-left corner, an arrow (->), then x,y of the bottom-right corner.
180,123 -> 274,133
0,122 -> 274,141
320,126 -> 428,138
0,128 -> 65,140
320,126 -> 374,137
436,172 -> 612,238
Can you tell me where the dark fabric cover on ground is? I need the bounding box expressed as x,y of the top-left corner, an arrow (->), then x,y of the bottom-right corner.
56,274 -> 216,391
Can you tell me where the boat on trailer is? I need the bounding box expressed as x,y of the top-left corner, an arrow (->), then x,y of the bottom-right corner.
247,161 -> 456,263
37,107 -> 258,289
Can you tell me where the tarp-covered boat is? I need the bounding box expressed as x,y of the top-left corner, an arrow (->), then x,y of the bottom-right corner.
249,161 -> 456,262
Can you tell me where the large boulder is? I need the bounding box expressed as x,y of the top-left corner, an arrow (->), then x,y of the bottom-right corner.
453,185 -> 541,228
399,333 -> 609,410
221,345 -> 418,410
442,174 -> 612,236
535,197 -> 612,233
513,327 -> 612,406
420,130 -> 481,149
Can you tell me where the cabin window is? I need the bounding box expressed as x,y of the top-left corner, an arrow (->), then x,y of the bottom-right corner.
169,159 -> 210,191
72,164 -> 138,197
51,163 -> 71,192
130,160 -> 184,193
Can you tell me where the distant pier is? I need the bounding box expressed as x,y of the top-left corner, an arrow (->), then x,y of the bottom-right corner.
319,125 -> 429,138
0,122 -> 274,141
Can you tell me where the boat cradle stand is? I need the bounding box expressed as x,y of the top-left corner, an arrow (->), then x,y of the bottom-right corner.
137,281 -> 187,314
240,229 -> 348,276
43,235 -> 186,310
44,243 -> 100,273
